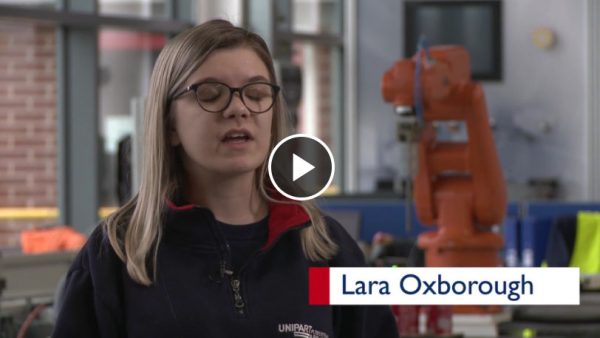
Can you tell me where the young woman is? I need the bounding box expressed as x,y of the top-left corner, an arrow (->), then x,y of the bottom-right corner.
53,19 -> 399,338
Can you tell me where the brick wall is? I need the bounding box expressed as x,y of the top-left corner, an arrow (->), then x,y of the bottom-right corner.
292,43 -> 335,151
316,45 -> 332,150
0,20 -> 57,248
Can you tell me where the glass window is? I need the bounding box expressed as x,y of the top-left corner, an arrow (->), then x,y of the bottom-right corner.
293,0 -> 342,35
98,29 -> 165,211
98,0 -> 168,19
0,18 -> 58,249
291,41 -> 342,193
0,0 -> 56,10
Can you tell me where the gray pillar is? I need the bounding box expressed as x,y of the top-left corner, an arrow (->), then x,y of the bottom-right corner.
57,0 -> 99,233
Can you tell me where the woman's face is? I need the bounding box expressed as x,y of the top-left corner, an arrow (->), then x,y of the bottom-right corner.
170,47 -> 274,178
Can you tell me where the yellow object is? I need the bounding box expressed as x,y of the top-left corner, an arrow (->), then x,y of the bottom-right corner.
0,207 -> 58,220
0,207 -> 118,220
323,184 -> 340,196
532,27 -> 555,50
522,328 -> 536,338
570,211 -> 600,274
98,207 -> 118,219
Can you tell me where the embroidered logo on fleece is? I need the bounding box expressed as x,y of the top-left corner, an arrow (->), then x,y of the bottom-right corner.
278,323 -> 329,338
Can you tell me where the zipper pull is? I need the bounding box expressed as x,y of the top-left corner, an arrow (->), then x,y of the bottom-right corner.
220,260 -> 234,277
230,278 -> 245,314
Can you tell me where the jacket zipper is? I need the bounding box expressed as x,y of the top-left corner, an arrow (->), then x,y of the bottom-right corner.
230,276 -> 245,315
219,237 -> 248,317
218,220 -> 312,317
219,264 -> 246,316
226,222 -> 311,316
208,218 -> 246,317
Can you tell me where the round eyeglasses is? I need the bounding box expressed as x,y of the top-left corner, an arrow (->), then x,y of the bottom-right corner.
170,81 -> 280,114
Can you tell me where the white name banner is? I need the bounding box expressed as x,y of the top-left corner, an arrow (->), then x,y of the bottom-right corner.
308,267 -> 580,305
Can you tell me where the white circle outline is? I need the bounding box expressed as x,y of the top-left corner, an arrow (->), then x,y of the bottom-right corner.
268,133 -> 335,201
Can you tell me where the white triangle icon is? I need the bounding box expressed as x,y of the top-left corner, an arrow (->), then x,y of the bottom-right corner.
292,153 -> 315,181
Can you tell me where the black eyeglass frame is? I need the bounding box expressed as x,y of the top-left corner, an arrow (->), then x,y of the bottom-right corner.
170,81 -> 281,114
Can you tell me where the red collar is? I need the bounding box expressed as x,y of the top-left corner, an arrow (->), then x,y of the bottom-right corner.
165,197 -> 310,249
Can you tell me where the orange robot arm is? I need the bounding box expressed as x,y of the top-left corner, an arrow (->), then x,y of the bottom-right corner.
382,46 -> 506,267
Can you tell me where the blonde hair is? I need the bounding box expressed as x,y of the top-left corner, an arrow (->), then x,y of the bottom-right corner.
104,19 -> 337,285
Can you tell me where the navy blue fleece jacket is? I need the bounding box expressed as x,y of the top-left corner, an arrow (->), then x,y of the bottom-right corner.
52,200 -> 399,338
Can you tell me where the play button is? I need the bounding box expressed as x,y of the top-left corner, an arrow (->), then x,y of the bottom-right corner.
292,154 -> 314,181
268,134 -> 335,201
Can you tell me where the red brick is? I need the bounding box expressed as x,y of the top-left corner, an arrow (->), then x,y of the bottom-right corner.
24,169 -> 55,178
32,50 -> 54,59
11,35 -> 51,46
30,125 -> 56,134
34,159 -> 57,168
0,50 -> 27,58
0,132 -> 13,140
31,98 -> 55,109
15,197 -> 57,207
14,87 -> 47,96
0,62 -> 10,73
0,99 -> 25,108
14,138 -> 49,147
0,125 -> 27,134
13,163 -> 46,172
45,112 -> 57,123
0,110 -> 11,121
9,35 -> 35,44
38,37 -> 55,47
11,83 -> 50,92
13,60 -> 48,71
0,177 -> 27,189
41,196 -> 58,205
25,119 -> 53,128
22,134 -> 56,145
9,107 -> 45,114
31,43 -> 53,52
0,149 -> 28,159
0,137 -> 13,148
0,196 -> 29,207
0,171 -> 28,180
13,187 -> 47,196
29,149 -> 56,159
31,176 -> 56,185
0,77 -> 27,86
13,111 -> 48,122
31,74 -> 55,82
